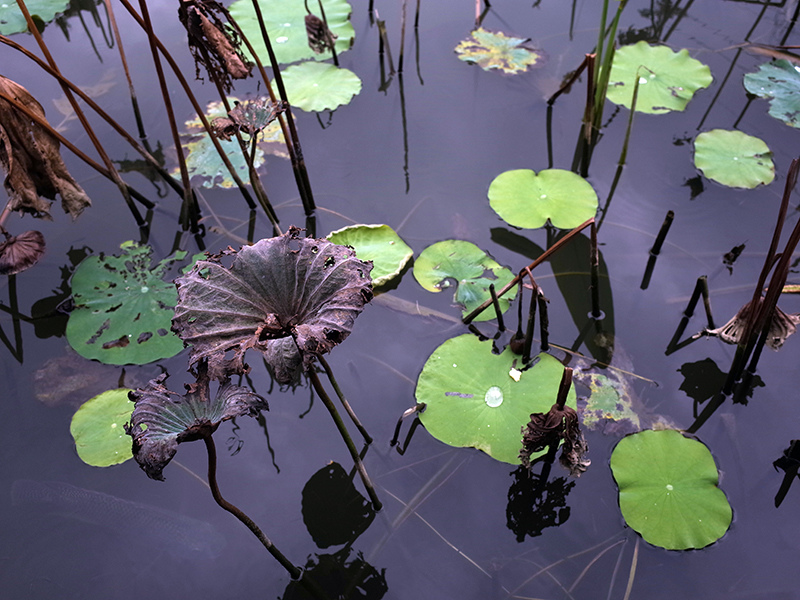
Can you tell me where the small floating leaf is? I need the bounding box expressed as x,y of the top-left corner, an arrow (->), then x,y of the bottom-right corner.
610,429 -> 732,550
66,242 -> 191,365
743,60 -> 800,128
606,41 -> 712,114
488,169 -> 598,229
455,28 -> 544,74
70,389 -> 135,467
0,0 -> 70,35
327,224 -> 412,287
694,129 -> 774,189
281,61 -> 362,112
413,240 -> 514,322
415,334 -> 576,464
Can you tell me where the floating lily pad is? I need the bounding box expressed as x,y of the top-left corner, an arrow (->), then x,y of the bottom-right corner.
0,0 -> 70,35
610,429 -> 732,550
70,389 -> 135,467
694,129 -> 774,189
606,41 -> 712,114
744,60 -> 800,128
413,240 -> 514,322
281,61 -> 362,112
455,28 -> 544,74
416,334 -> 576,464
66,242 -> 191,365
229,0 -> 354,65
488,169 -> 598,229
175,99 -> 287,189
327,224 -> 412,287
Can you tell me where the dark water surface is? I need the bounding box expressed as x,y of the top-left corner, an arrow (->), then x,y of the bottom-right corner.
2,1 -> 800,599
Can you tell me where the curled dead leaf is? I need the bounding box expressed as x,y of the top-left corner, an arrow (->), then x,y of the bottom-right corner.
305,14 -> 338,54
0,229 -> 45,275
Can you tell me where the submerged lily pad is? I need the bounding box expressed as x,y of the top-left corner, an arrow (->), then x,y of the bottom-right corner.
743,60 -> 800,128
575,371 -> 641,435
455,28 -> 544,74
281,61 -> 362,112
327,224 -> 412,287
0,0 -> 70,35
606,41 -> 712,114
413,240 -> 514,322
126,370 -> 268,480
488,169 -> 598,229
694,129 -> 774,189
229,0 -> 354,65
610,429 -> 732,550
172,227 -> 373,384
70,389 -> 135,467
66,242 -> 190,365
416,334 -> 576,464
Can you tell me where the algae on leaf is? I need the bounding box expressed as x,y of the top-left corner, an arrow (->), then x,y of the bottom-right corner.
455,28 -> 544,74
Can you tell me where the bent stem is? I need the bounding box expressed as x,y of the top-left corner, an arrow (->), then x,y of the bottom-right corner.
308,368 -> 382,510
318,355 -> 372,444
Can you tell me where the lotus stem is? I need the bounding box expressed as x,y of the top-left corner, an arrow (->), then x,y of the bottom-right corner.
488,284 -> 505,331
555,367 -> 573,411
318,356 -> 372,444
308,369 -> 382,510
522,270 -> 538,365
640,210 -> 674,290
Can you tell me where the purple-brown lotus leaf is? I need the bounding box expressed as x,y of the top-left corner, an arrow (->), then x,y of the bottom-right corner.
0,229 -> 45,275
172,227 -> 373,384
125,368 -> 268,480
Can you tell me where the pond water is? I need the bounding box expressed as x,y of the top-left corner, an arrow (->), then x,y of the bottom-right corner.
2,0 -> 800,598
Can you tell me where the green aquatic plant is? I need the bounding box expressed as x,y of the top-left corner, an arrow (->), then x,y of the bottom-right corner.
693,129 -> 774,189
743,59 -> 800,129
326,223 -> 413,287
454,28 -> 544,74
281,61 -> 362,112
0,0 -> 70,35
70,389 -> 135,467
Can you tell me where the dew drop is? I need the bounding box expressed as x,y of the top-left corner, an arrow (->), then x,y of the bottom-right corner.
140,286 -> 149,293
484,386 -> 503,408
666,484 -> 674,491
276,36 -> 289,43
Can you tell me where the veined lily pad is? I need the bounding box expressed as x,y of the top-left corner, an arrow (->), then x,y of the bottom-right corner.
488,169 -> 598,229
281,61 -> 362,112
743,60 -> 800,128
416,334 -> 576,465
606,41 -> 712,114
172,227 -> 373,384
0,0 -> 70,35
327,224 -> 412,287
126,369 -> 268,480
70,389 -> 135,467
694,129 -> 774,189
610,429 -> 732,550
455,28 -> 544,74
413,240 -> 514,322
229,0 -> 354,65
66,242 -> 190,365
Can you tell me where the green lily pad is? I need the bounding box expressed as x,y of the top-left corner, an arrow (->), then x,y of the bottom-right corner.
327,224 -> 413,287
610,429 -> 732,550
606,41 -> 712,114
229,0 -> 354,65
70,389 -> 135,467
455,28 -> 544,74
0,0 -> 70,35
488,169 -> 598,229
281,61 -> 362,112
175,99 -> 287,189
743,59 -> 800,128
66,242 -> 190,365
413,240 -> 515,322
416,335 -> 576,464
694,129 -> 774,189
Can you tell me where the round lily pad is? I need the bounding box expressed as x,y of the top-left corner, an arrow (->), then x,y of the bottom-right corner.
327,224 -> 413,287
606,41 -> 713,114
455,28 -> 544,74
694,129 -> 774,189
413,240 -> 515,322
488,168 -> 598,229
66,242 -> 189,365
229,0 -> 354,65
0,0 -> 70,35
743,59 -> 800,129
610,429 -> 733,550
281,61 -> 362,112
416,334 -> 576,464
70,389 -> 135,467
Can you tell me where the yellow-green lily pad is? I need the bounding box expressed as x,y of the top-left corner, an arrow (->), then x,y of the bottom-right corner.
70,389 -> 135,467
455,28 -> 544,74
694,129 -> 774,189
327,224 -> 413,287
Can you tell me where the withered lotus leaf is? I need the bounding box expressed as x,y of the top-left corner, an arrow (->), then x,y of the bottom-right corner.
0,75 -> 91,220
172,227 -> 373,383
0,229 -> 45,275
126,368 -> 268,480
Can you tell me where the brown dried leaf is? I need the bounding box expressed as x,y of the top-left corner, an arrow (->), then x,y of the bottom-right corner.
0,229 -> 44,275
305,14 -> 338,54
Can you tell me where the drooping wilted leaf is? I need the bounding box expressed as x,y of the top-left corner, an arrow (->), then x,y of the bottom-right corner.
326,224 -> 413,287
70,389 -> 135,467
743,60 -> 800,128
0,229 -> 45,275
0,75 -> 91,219
694,129 -> 774,189
172,227 -> 373,384
281,61 -> 362,112
212,97 -> 286,140
455,28 -> 544,74
703,298 -> 800,349
65,242 -> 191,365
0,0 -> 70,35
305,13 -> 337,55
520,401 -> 590,477
413,240 -> 515,322
126,368 -> 268,480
